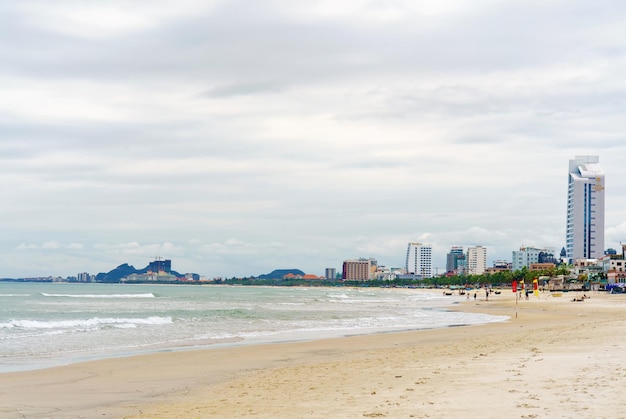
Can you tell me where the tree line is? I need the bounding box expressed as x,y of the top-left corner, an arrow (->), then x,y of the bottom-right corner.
221,265 -> 577,288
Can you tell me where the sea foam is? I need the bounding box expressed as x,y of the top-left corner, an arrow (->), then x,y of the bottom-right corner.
41,293 -> 156,299
0,316 -> 172,330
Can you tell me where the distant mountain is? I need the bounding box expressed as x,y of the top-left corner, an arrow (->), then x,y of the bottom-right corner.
257,269 -> 305,280
95,264 -> 137,283
95,263 -> 183,283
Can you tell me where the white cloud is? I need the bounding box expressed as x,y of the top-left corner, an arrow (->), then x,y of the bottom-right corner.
13,0 -> 218,39
0,0 -> 625,278
16,243 -> 39,250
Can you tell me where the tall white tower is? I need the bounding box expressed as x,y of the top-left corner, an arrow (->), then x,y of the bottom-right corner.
405,242 -> 432,278
566,156 -> 605,264
467,246 -> 487,275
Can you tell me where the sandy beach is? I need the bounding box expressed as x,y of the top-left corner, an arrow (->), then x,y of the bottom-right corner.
2,289 -> 626,418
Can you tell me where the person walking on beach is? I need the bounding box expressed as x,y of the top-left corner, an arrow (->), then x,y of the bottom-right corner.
473,292 -> 476,301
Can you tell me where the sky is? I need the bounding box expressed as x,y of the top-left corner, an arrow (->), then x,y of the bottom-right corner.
2,0 -> 626,279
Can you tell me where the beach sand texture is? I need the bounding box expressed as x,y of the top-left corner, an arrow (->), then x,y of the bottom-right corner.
1,290 -> 625,418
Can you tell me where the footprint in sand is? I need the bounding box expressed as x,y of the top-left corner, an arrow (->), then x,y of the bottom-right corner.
517,403 -> 539,409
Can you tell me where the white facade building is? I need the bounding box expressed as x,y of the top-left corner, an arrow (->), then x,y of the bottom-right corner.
467,246 -> 487,275
566,156 -> 605,264
405,242 -> 432,278
512,246 -> 557,271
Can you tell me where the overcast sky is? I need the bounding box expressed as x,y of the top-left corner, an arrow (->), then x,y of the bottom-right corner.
1,0 -> 626,278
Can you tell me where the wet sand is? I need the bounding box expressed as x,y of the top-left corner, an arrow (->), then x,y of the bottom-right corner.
1,289 -> 625,418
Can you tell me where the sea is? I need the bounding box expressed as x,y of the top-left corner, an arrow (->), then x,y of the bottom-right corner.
0,282 -> 508,373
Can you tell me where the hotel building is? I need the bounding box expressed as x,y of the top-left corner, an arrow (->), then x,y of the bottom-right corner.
405,242 -> 432,278
342,258 -> 376,281
566,156 -> 605,263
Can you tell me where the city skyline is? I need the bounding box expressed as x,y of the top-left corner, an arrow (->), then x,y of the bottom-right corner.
2,2 -> 626,278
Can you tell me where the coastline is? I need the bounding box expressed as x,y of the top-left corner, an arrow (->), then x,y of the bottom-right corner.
2,289 -> 625,418
0,285 -> 506,374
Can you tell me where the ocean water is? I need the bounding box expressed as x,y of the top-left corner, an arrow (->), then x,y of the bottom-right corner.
0,282 -> 508,372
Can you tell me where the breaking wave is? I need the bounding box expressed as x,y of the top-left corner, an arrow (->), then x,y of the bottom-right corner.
41,293 -> 156,299
0,316 -> 172,330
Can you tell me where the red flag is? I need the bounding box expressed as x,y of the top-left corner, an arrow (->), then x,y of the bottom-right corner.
512,280 -> 517,293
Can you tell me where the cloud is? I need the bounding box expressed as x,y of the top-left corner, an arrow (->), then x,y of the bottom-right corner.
202,81 -> 288,98
16,243 -> 39,250
0,1 -> 625,278
16,241 -> 85,251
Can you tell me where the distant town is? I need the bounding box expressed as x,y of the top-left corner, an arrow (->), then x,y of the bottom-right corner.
2,156 -> 624,292
1,241 -> 625,292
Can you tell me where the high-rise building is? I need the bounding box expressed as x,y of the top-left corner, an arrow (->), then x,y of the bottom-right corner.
446,246 -> 465,274
467,246 -> 487,275
148,258 -> 172,273
566,156 -> 605,263
405,242 -> 432,278
325,268 -> 336,280
76,272 -> 91,282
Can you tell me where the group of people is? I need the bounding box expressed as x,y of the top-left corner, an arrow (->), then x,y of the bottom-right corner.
518,289 -> 533,300
464,288 -> 492,301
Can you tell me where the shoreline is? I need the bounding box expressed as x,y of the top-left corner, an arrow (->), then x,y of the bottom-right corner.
0,286 -> 505,374
2,290 -> 625,418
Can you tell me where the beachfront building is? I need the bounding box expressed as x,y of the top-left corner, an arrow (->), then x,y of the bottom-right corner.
446,246 -> 466,274
467,246 -> 487,275
492,260 -> 511,269
373,265 -> 401,281
530,263 -> 556,271
600,244 -> 626,283
342,258 -> 376,281
325,268 -> 336,280
566,155 -> 605,264
122,272 -> 179,282
484,260 -> 512,274
512,246 -> 557,271
405,242 -> 432,278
